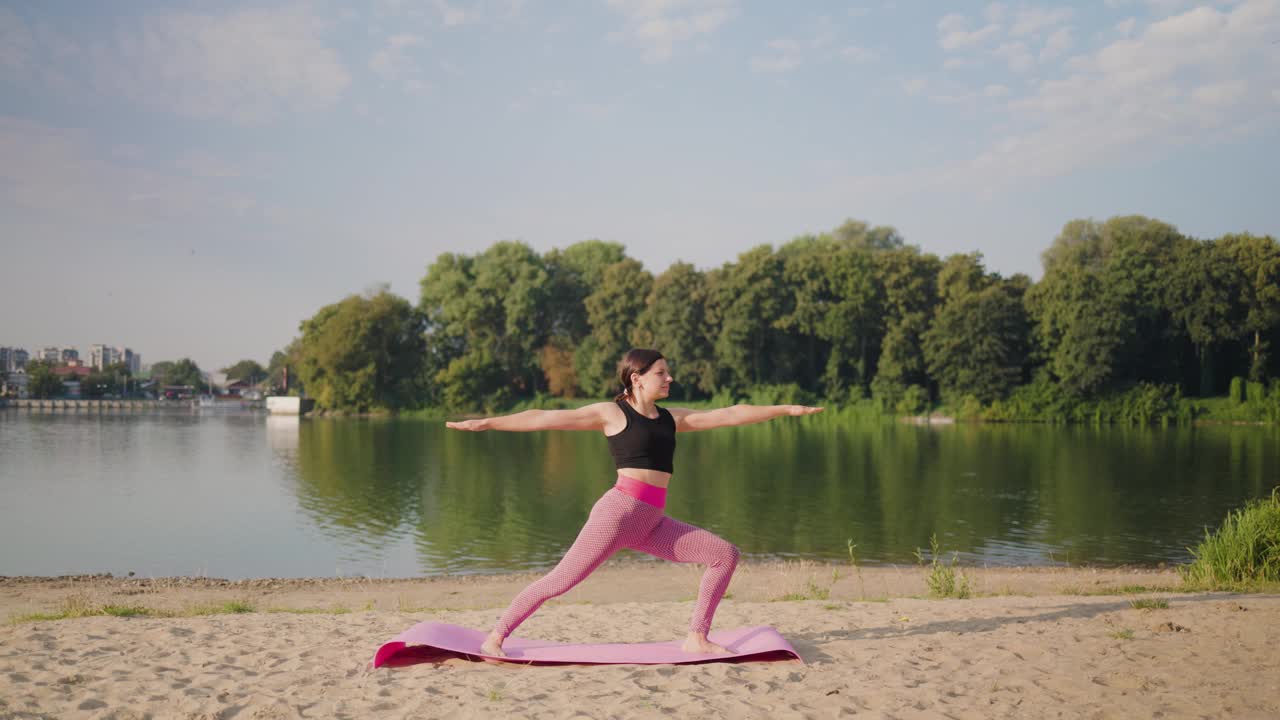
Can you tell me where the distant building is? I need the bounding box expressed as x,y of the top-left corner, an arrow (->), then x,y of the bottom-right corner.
12,348 -> 28,370
121,347 -> 141,374
61,347 -> 79,363
39,347 -> 61,363
3,370 -> 28,398
90,344 -> 115,370
53,364 -> 92,380
0,347 -> 10,372
89,344 -> 140,372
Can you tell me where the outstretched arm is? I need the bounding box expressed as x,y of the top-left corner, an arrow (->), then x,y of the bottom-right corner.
669,404 -> 823,432
446,402 -> 612,432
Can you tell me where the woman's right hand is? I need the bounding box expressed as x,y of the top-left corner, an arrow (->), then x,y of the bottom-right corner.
445,419 -> 488,431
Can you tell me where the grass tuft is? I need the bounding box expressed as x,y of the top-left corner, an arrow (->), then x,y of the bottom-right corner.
269,606 -> 352,615
1129,598 -> 1169,610
101,605 -> 153,617
775,573 -> 834,602
1180,489 -> 1280,591
217,600 -> 255,614
915,534 -> 972,599
1109,628 -> 1135,640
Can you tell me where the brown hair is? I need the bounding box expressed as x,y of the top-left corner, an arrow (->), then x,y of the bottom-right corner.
614,348 -> 665,402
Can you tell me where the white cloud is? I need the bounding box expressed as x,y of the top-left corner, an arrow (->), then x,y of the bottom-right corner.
937,13 -> 1002,50
434,0 -> 467,26
750,54 -> 801,73
1115,17 -> 1138,36
91,6 -> 350,124
175,150 -> 242,179
1039,27 -> 1073,62
0,117 -> 257,225
840,45 -> 880,63
1010,6 -> 1073,37
751,38 -> 801,73
994,41 -> 1035,72
810,16 -> 838,49
0,8 -> 33,73
943,56 -> 982,70
370,33 -> 426,88
984,83 -> 1011,98
1190,79 -> 1248,107
901,76 -> 928,96
981,0 -> 1280,182
607,0 -> 737,63
0,9 -> 79,93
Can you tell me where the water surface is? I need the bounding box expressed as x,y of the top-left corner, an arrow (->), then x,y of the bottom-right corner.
1,412 -> 1277,578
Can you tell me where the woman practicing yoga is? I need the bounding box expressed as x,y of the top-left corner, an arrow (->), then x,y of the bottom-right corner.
446,348 -> 823,656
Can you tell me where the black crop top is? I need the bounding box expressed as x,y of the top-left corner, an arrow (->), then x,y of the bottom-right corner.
606,400 -> 677,473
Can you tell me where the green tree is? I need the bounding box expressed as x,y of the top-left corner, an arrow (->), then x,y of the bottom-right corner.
577,258 -> 653,396
831,218 -> 906,251
924,263 -> 1030,404
1164,239 -> 1246,396
155,358 -> 210,393
1026,263 -> 1132,395
265,348 -> 300,393
26,360 -> 65,398
543,240 -> 626,340
540,240 -> 627,396
1215,233 -> 1280,382
295,288 -> 426,412
419,242 -> 553,406
148,361 -> 174,385
778,241 -> 881,398
221,359 -> 266,384
633,262 -> 715,397
82,368 -> 123,398
708,245 -> 790,392
1027,216 -> 1184,395
872,247 -> 943,395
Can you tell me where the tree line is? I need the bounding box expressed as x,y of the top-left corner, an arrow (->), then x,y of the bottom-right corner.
267,216 -> 1279,418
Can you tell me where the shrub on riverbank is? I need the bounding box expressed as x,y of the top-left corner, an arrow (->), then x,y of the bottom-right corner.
1180,490 -> 1280,591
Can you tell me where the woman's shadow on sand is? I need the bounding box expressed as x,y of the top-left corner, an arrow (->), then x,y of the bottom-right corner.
787,593 -> 1234,665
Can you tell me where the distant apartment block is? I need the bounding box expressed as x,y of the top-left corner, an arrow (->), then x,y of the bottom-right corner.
1,347 -> 32,372
39,346 -> 62,363
89,344 -> 141,372
122,347 -> 141,374
61,347 -> 79,363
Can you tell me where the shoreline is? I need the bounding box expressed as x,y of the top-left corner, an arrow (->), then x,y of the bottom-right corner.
3,561 -> 1278,718
2,561 -> 1191,620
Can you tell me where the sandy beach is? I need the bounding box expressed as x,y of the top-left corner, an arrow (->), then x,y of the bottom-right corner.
3,561 -> 1278,719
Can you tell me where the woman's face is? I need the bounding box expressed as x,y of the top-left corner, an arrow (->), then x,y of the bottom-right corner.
634,359 -> 673,399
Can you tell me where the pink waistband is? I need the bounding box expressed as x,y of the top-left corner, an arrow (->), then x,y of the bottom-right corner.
614,475 -> 667,509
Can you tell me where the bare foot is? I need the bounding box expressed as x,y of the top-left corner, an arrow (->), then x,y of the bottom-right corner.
479,631 -> 507,658
682,633 -> 731,654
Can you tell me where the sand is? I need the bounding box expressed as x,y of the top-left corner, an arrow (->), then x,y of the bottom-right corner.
2,562 -> 1278,719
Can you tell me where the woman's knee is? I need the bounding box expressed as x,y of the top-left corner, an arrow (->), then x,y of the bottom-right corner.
713,540 -> 740,569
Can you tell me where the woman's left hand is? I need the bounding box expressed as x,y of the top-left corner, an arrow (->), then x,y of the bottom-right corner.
787,405 -> 824,416
445,419 -> 488,431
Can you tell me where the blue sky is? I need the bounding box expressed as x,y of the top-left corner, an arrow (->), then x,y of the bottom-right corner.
2,0 -> 1277,375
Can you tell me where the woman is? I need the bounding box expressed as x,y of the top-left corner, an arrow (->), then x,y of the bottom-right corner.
446,348 -> 823,657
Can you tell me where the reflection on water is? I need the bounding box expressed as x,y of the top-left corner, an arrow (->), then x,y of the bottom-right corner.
2,412 -> 1278,578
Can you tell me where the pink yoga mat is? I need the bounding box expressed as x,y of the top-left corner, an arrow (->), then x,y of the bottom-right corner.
373,622 -> 803,667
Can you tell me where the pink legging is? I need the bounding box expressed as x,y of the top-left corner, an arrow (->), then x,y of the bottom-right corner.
493,487 -> 740,638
